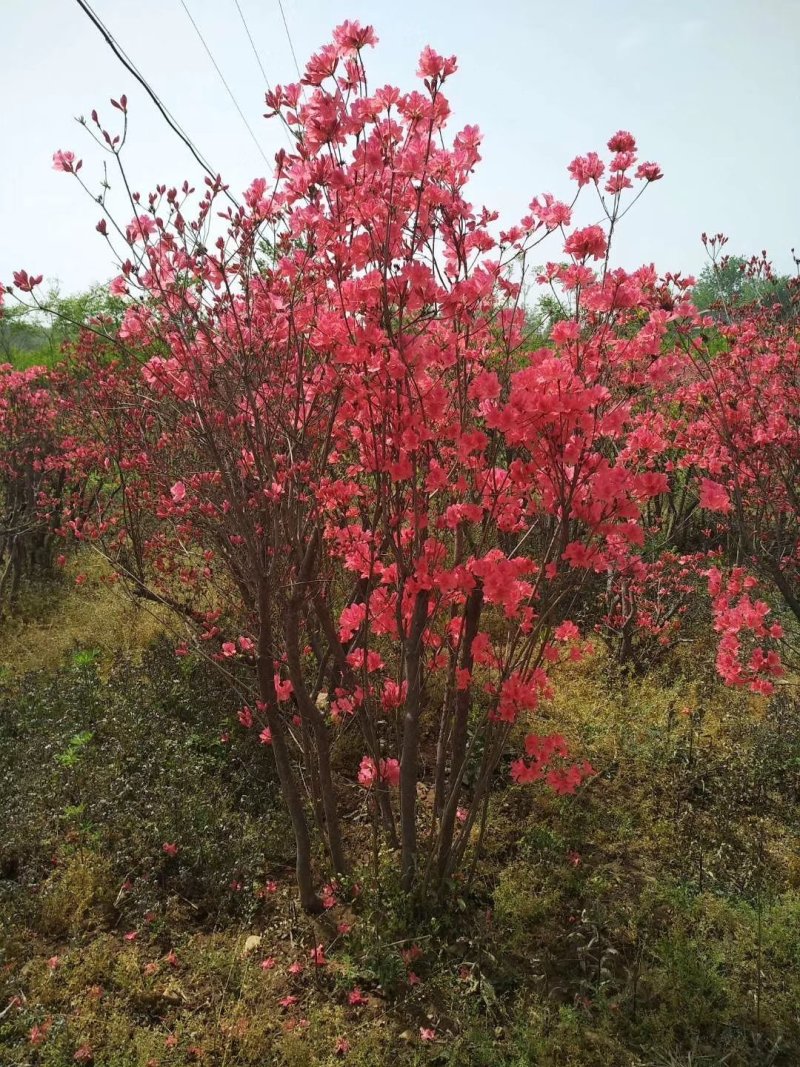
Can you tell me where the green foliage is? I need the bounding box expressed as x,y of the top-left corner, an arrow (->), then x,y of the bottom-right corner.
54,729 -> 94,767
0,640 -> 291,936
0,304 -> 50,364
1,625 -> 799,1064
692,257 -> 795,320
0,284 -> 125,369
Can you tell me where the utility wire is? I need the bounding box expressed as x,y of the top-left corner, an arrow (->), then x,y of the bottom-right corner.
276,0 -> 303,81
231,0 -> 295,152
232,0 -> 272,93
72,0 -> 238,206
178,0 -> 271,166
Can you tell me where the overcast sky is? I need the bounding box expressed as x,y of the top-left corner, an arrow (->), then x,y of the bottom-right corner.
2,0 -> 798,296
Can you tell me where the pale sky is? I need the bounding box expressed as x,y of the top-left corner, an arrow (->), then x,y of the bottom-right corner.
2,0 -> 799,296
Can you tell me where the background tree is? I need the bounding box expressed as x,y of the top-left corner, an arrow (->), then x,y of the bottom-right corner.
692,237 -> 798,322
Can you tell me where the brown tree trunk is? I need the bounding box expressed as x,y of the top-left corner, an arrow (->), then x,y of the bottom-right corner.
436,583 -> 483,881
257,582 -> 322,913
285,589 -> 350,877
310,587 -> 398,847
400,590 -> 429,890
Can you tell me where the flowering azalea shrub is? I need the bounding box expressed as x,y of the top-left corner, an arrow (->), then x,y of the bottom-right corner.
677,244 -> 800,628
597,551 -> 703,668
2,22 -> 795,909
704,565 -> 786,694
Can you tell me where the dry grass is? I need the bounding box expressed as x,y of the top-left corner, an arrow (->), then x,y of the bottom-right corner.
0,552 -> 169,675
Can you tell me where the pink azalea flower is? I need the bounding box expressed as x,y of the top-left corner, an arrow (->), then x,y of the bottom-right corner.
29,1019 -> 53,1046
12,270 -> 43,292
417,45 -> 457,79
636,161 -> 663,182
52,149 -> 81,173
274,674 -> 293,701
564,225 -> 608,262
554,620 -> 580,642
109,275 -> 129,296
699,478 -> 732,513
607,130 -> 636,153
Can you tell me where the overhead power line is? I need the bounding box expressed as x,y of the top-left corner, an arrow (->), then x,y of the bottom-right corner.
72,0 -> 238,205
231,0 -> 295,152
276,0 -> 303,82
232,0 -> 272,93
178,0 -> 271,167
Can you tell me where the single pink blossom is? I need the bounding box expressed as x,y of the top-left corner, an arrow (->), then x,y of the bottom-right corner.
53,149 -> 81,173
607,130 -> 636,153
12,270 -> 43,292
310,943 -> 328,967
564,225 -> 608,262
636,161 -> 663,181
109,275 -> 129,296
417,45 -> 457,79
699,478 -> 731,513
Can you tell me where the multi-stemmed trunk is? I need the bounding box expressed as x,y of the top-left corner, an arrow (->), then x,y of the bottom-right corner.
399,590 -> 430,890
257,581 -> 322,913
284,586 -> 349,877
435,583 -> 484,882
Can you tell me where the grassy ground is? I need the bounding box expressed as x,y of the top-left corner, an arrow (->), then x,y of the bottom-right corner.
0,554 -> 167,677
1,573 -> 799,1065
